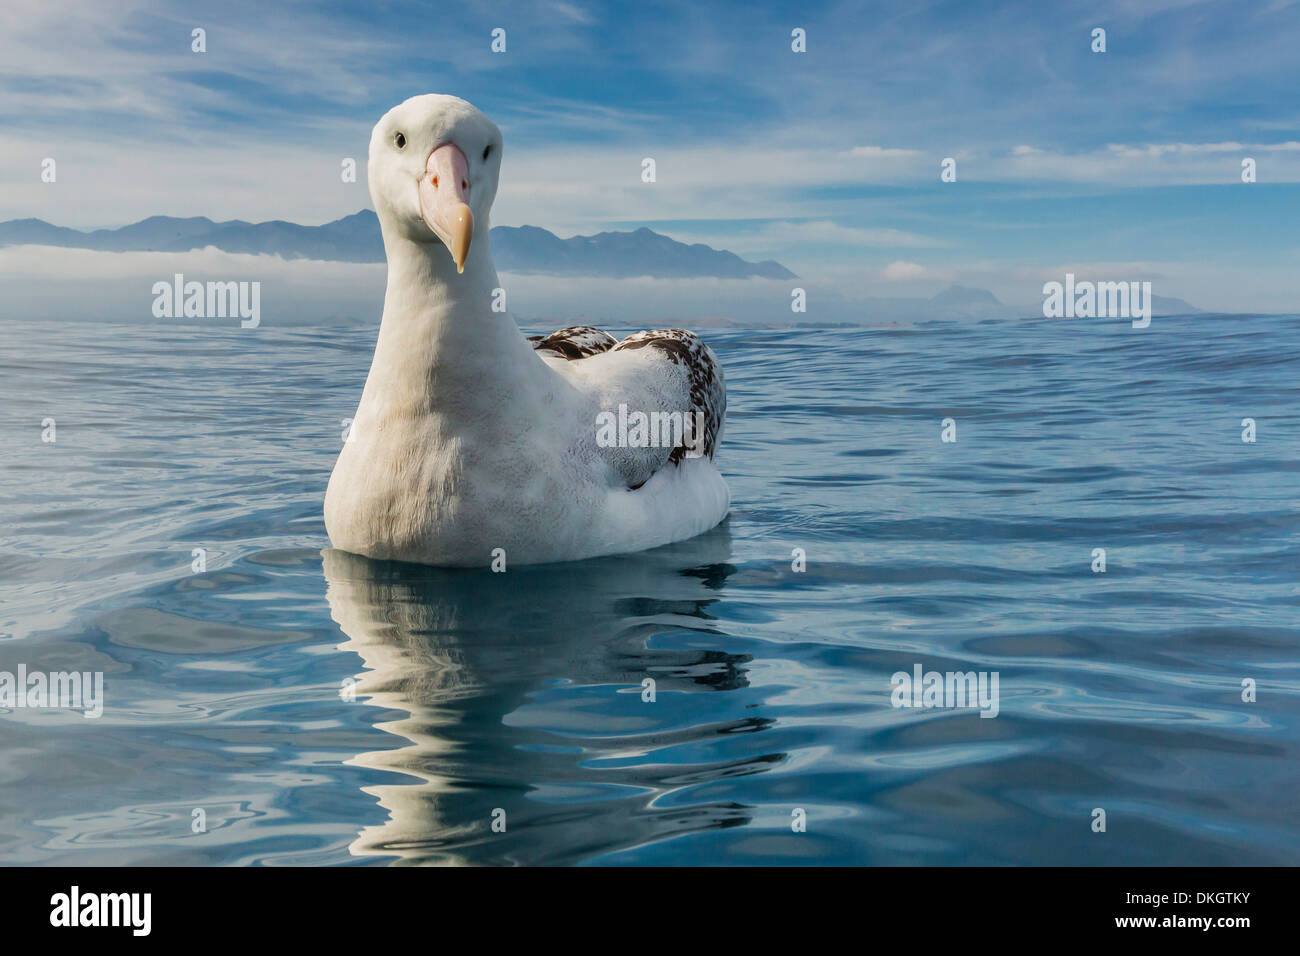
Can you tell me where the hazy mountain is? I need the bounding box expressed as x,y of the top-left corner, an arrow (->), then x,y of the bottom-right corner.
0,216 -> 1209,322
845,284 -> 1202,322
492,225 -> 795,279
1147,295 -> 1202,315
0,211 -> 796,280
926,284 -> 1008,319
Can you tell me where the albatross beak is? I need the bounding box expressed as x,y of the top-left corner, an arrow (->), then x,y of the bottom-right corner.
418,143 -> 473,273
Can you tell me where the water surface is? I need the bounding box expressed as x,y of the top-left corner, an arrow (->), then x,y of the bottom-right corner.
1,313 -> 1297,865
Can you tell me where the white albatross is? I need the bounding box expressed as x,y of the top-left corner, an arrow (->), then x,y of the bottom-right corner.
325,94 -> 729,566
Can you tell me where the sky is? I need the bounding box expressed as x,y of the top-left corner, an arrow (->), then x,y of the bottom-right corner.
1,0 -> 1298,314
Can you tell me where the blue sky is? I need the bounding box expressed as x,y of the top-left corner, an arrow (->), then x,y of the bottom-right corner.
2,0 -> 1298,312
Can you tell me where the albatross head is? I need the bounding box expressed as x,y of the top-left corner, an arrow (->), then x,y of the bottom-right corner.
368,94 -> 503,274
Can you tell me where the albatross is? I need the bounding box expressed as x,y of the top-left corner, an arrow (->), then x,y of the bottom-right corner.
325,94 -> 729,566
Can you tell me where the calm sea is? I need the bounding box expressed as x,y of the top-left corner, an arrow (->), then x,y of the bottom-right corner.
1,312 -> 1296,865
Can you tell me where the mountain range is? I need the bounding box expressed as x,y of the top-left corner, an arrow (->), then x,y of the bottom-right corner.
855,284 -> 1200,322
0,214 -> 1204,320
0,211 -> 797,280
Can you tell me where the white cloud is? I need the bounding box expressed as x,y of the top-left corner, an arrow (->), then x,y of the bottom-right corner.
0,244 -> 384,325
879,260 -> 924,281
844,146 -> 923,160
760,221 -> 942,248
997,141 -> 1300,184
1003,261 -> 1170,282
2,244 -> 1295,323
12,127 -> 1298,241
0,244 -> 804,325
878,260 -> 954,282
658,220 -> 945,264
0,130 -> 371,230
550,2 -> 595,25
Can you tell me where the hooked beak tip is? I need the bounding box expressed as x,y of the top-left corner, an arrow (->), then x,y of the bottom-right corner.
448,203 -> 472,273
419,143 -> 474,274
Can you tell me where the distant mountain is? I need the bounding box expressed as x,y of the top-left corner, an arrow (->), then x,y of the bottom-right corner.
797,283 -> 1203,324
926,284 -> 1199,319
492,225 -> 795,279
1148,295 -> 1202,316
926,284 -> 1008,319
830,284 -> 1012,323
0,211 -> 796,280
0,212 -> 381,261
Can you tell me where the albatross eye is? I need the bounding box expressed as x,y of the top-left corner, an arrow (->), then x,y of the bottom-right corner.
394,132 -> 406,149
482,143 -> 492,161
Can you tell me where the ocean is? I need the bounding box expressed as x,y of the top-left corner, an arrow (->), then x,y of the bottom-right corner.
1,311 -> 1296,865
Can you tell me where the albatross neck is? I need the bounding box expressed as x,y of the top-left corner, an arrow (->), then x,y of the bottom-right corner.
365,228 -> 554,412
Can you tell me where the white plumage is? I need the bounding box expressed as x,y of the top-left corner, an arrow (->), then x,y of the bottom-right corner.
325,94 -> 729,566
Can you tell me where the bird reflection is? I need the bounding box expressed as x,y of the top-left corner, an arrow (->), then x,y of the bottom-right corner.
323,524 -> 772,865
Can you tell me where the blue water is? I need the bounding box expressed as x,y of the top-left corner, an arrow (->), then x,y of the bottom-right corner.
1,312 -> 1297,865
